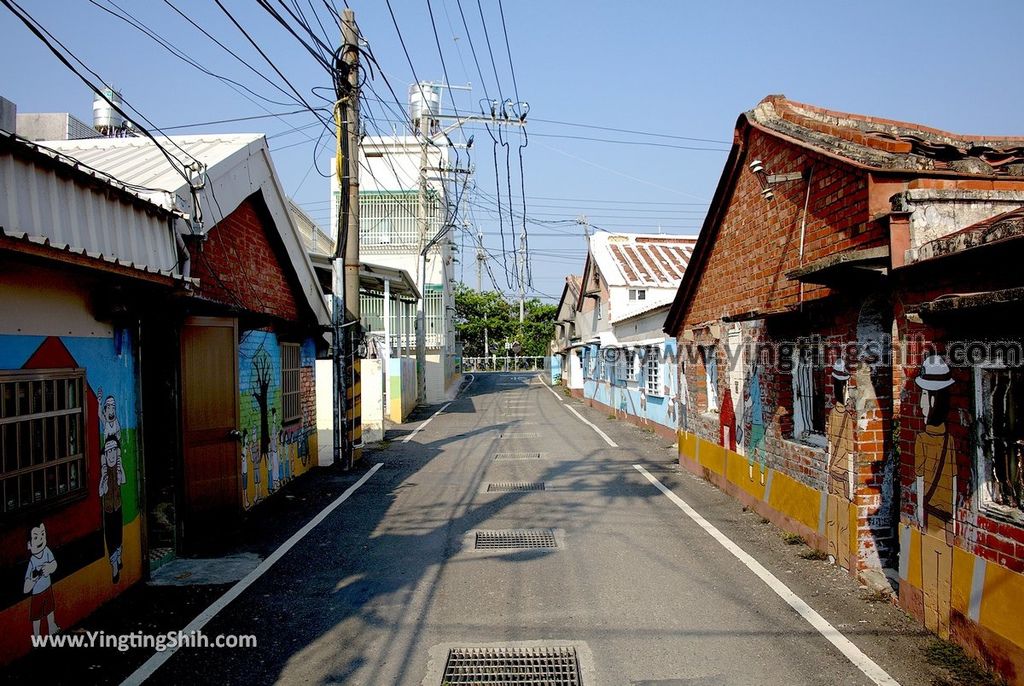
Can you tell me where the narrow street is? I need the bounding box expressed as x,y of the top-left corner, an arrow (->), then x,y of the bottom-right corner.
130,372 -> 947,686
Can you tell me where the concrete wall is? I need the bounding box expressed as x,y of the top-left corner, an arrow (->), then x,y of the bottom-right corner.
388,357 -> 417,422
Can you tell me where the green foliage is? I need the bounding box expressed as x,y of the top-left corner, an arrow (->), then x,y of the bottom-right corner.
454,284 -> 557,357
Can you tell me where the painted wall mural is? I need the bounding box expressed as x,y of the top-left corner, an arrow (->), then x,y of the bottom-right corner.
238,330 -> 317,509
912,354 -> 957,638
825,359 -> 855,569
0,332 -> 141,658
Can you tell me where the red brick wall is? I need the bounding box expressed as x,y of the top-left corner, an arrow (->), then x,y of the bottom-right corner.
683,128 -> 875,326
190,194 -> 301,321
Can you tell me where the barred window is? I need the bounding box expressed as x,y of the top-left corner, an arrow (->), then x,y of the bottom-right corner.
976,364 -> 1024,519
1,370 -> 87,514
702,345 -> 719,412
281,344 -> 302,425
791,346 -> 825,441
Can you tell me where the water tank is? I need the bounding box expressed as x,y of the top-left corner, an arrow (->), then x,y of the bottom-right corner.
408,82 -> 441,129
92,86 -> 124,134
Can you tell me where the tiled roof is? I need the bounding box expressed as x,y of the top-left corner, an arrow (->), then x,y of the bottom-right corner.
750,96 -> 1024,177
590,232 -> 696,288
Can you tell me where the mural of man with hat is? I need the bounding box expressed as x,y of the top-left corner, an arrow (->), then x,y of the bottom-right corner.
913,354 -> 957,638
826,358 -> 855,568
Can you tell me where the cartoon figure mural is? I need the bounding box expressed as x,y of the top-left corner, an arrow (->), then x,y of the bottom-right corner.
913,354 -> 957,638
24,523 -> 59,638
744,364 -> 767,484
825,359 -> 855,569
98,389 -> 126,583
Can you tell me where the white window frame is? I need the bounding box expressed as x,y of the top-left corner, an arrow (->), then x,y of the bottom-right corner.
702,345 -> 719,413
625,348 -> 638,383
973,360 -> 1024,524
628,289 -> 647,301
791,346 -> 826,447
645,346 -> 662,396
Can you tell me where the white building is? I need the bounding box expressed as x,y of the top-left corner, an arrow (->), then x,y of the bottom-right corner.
330,130 -> 461,405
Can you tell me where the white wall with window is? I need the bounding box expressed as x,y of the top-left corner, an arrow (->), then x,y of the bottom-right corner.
645,346 -> 662,396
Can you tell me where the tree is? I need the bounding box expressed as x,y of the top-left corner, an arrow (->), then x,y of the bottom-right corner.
454,285 -> 556,357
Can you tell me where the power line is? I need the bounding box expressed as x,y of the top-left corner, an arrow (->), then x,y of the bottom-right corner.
528,116 -> 730,145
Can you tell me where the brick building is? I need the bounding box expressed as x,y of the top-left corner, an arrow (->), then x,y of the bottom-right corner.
0,130 -> 330,663
664,96 -> 1024,677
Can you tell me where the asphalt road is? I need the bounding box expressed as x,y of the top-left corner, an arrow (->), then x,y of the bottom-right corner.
140,372 -> 949,686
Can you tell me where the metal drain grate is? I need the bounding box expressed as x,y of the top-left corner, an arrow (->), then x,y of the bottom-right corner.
493,452 -> 543,460
475,529 -> 558,550
441,645 -> 581,685
486,482 -> 546,492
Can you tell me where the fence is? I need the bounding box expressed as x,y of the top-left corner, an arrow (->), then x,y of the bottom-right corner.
463,356 -> 546,372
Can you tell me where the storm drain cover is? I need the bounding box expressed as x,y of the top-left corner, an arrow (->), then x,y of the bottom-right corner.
486,482 -> 546,492
475,529 -> 558,550
441,645 -> 581,685
493,452 -> 543,460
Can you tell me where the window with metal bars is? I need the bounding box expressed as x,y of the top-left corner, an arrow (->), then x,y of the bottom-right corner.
791,346 -> 825,442
702,345 -> 719,412
281,344 -> 301,425
358,192 -> 442,249
0,370 -> 87,515
976,364 -> 1024,519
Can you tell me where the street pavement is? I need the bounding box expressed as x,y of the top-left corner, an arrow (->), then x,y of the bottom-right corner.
134,372 -> 952,685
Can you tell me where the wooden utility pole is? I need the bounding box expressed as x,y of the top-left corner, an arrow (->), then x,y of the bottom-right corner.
333,8 -> 360,469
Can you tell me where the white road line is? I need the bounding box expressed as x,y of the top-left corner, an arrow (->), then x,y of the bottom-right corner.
633,464 -> 900,686
564,405 -> 618,447
538,375 -> 618,447
401,402 -> 452,443
122,462 -> 384,686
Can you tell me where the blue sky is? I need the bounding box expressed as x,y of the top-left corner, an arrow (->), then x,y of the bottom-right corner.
3,1 -> 1023,302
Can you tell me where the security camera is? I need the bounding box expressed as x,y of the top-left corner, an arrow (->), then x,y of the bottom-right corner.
749,160 -> 764,174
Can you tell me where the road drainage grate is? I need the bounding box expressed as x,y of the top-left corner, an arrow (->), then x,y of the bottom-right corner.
493,452 -> 543,460
486,482 -> 546,493
475,529 -> 558,550
441,645 -> 581,685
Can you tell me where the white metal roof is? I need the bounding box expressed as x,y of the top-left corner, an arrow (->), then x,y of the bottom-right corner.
0,132 -> 181,279
43,134 -> 331,327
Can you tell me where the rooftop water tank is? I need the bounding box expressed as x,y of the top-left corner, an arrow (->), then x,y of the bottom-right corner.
92,86 -> 125,134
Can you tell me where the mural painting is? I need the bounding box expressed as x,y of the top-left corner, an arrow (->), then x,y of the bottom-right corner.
0,333 -> 141,657
913,354 -> 957,638
98,389 -> 126,583
24,523 -> 59,638
825,359 -> 855,569
239,330 -> 317,509
744,363 -> 767,485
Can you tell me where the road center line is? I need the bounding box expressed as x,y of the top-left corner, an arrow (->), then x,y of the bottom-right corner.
401,402 -> 452,443
122,462 -> 384,685
632,464 -> 899,686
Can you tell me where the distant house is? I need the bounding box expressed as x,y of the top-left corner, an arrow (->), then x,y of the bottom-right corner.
664,95 -> 1024,669
0,129 -> 330,662
550,275 -> 582,386
567,232 -> 695,439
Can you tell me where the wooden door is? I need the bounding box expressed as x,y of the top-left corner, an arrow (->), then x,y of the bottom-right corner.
181,317 -> 239,536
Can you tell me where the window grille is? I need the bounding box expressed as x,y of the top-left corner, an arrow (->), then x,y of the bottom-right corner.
281,344 -> 302,425
977,365 -> 1024,518
0,370 -> 87,514
646,347 -> 661,395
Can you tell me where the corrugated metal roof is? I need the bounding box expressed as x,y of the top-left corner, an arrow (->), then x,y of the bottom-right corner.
0,133 -> 181,277
41,133 -> 263,211
589,232 -> 696,287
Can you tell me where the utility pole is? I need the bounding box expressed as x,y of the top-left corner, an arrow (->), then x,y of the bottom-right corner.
332,8 -> 360,469
476,229 -> 484,292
